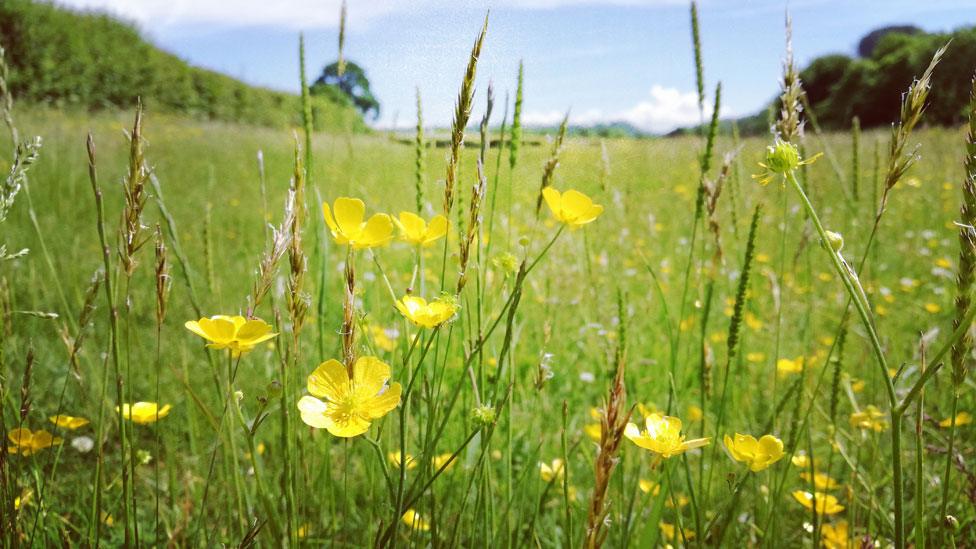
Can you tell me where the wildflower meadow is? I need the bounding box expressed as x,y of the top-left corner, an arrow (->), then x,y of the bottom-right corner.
1,3 -> 975,548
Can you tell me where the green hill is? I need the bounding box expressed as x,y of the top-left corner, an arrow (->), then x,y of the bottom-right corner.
0,0 -> 365,131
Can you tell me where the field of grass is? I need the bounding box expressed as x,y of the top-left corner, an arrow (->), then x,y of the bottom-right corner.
2,16 -> 976,549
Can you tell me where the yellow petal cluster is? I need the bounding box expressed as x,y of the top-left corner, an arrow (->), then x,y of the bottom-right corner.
625,413 -> 710,458
322,197 -> 393,249
723,433 -> 785,472
8,428 -> 62,456
939,411 -> 972,428
850,405 -> 888,432
394,212 -> 449,246
821,521 -> 851,549
539,459 -> 565,482
401,509 -> 430,531
49,414 -> 90,430
792,490 -> 845,515
395,295 -> 458,328
118,402 -> 172,424
185,315 -> 277,357
298,356 -> 402,438
541,187 -> 603,228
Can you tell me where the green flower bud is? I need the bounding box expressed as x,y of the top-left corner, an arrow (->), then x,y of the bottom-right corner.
266,380 -> 283,399
764,140 -> 800,174
824,231 -> 844,252
471,404 -> 496,426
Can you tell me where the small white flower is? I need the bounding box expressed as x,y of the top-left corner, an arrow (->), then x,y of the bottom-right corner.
579,372 -> 595,383
72,436 -> 94,454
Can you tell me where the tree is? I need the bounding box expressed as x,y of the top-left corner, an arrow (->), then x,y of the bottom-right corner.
857,25 -> 922,57
311,61 -> 380,120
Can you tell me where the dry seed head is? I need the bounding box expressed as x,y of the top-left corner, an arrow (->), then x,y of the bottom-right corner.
443,13 -> 489,215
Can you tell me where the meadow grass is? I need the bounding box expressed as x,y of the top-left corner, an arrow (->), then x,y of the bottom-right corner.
1,15 -> 976,549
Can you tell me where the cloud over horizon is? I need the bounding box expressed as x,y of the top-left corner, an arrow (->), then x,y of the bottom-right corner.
520,85 -> 728,134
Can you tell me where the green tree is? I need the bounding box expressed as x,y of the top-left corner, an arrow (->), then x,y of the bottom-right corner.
311,61 -> 380,120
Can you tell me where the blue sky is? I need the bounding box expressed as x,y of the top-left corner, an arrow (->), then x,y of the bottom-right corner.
59,0 -> 976,132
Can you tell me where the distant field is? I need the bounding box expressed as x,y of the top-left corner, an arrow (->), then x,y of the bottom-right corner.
2,100 -> 975,547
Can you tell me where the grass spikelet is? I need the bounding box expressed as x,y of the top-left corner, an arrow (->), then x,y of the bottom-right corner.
879,44 -> 946,209
414,87 -> 425,213
509,59 -> 524,171
443,12 -> 489,216
689,1 -> 705,118
250,192 -> 294,314
776,14 -> 804,141
287,134 -> 309,332
119,103 -> 149,276
457,83 -> 493,293
583,290 -> 631,549
941,74 -> 976,526
298,34 -> 313,176
337,0 -> 347,77
535,110 -> 569,216
828,323 -> 847,424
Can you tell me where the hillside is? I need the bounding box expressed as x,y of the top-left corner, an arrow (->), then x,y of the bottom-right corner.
0,0 -> 365,131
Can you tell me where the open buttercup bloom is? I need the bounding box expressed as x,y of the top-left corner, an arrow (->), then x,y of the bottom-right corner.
297,356 -> 402,438
792,490 -> 845,515
394,211 -> 449,246
723,433 -> 785,472
625,413 -> 710,458
541,187 -> 604,228
401,509 -> 430,531
49,414 -> 90,430
8,428 -> 62,456
538,459 -> 565,482
185,315 -> 277,357
117,402 -> 172,424
322,197 -> 394,249
821,521 -> 851,549
395,295 -> 458,328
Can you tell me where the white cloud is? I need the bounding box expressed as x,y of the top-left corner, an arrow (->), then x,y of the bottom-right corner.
55,0 -> 683,29
522,85 -> 727,134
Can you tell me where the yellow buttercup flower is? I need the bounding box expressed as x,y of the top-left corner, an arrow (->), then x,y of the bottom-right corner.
821,521 -> 851,549
625,413 -> 710,458
185,315 -> 277,357
401,509 -> 430,531
49,415 -> 89,430
395,295 -> 458,328
8,428 -> 62,456
322,197 -> 393,249
638,479 -> 660,495
394,212 -> 449,246
850,405 -> 888,432
432,453 -> 456,471
297,356 -> 402,438
541,187 -> 604,228
117,402 -> 172,424
583,422 -> 602,442
776,357 -> 804,376
792,490 -> 844,515
800,471 -> 839,490
939,412 -> 972,428
723,433 -> 785,472
389,451 -> 417,470
539,459 -> 565,482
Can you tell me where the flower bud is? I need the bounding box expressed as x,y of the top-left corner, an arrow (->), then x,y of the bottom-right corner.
266,380 -> 283,399
764,140 -> 800,174
824,231 -> 844,252
471,404 -> 496,426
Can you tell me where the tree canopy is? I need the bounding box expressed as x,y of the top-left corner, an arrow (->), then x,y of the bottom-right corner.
311,61 -> 380,121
